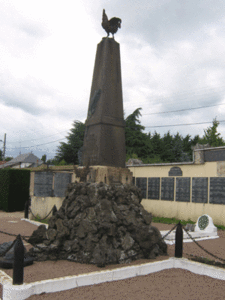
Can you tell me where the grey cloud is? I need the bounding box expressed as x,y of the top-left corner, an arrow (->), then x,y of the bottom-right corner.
0,78 -> 54,115
104,0 -> 225,46
18,22 -> 48,38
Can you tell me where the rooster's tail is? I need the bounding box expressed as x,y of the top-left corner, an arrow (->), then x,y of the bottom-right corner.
102,9 -> 108,23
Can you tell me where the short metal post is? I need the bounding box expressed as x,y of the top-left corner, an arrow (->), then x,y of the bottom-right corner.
52,205 -> 57,216
24,201 -> 29,219
175,222 -> 183,258
13,235 -> 24,285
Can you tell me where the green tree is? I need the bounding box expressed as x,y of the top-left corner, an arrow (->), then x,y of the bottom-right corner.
41,154 -> 47,163
57,159 -> 67,166
173,133 -> 191,162
183,134 -> 196,159
160,131 -> 174,162
0,150 -> 2,161
5,157 -> 13,162
150,131 -> 163,157
125,108 -> 153,161
55,121 -> 85,164
54,109 -> 225,166
159,132 -> 191,163
200,118 -> 225,147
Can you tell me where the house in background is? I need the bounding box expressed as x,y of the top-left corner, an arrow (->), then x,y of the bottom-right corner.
0,161 -> 6,166
0,153 -> 43,169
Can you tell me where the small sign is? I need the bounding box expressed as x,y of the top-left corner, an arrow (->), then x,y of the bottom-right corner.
168,167 -> 182,176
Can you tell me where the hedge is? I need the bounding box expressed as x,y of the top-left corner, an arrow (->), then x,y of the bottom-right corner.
0,169 -> 30,212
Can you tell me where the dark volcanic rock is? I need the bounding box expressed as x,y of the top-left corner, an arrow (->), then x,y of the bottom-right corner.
28,182 -> 167,266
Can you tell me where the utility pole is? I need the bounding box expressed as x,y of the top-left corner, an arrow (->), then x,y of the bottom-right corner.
0,134 -> 6,161
3,134 -> 6,160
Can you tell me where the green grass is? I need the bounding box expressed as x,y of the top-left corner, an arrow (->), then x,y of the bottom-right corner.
188,255 -> 225,269
34,214 -> 225,230
33,214 -> 49,224
152,215 -> 225,230
152,216 -> 195,226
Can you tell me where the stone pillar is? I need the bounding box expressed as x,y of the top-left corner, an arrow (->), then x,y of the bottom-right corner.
82,38 -> 126,168
192,143 -> 210,164
194,149 -> 204,164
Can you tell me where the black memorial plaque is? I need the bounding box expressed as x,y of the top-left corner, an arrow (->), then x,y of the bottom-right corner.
136,177 -> 147,199
192,177 -> 208,203
34,172 -> 53,197
176,177 -> 190,202
161,178 -> 174,201
169,167 -> 182,176
205,149 -> 225,162
148,177 -> 160,200
54,173 -> 72,197
210,177 -> 225,204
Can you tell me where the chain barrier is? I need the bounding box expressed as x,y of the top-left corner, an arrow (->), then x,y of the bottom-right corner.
29,206 -> 54,221
0,239 -> 17,258
0,229 -> 30,239
0,226 -> 54,261
182,226 -> 225,263
160,223 -> 178,240
141,223 -> 179,256
1,216 -> 225,264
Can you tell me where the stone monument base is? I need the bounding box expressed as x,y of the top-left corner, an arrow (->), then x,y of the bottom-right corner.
84,166 -> 133,185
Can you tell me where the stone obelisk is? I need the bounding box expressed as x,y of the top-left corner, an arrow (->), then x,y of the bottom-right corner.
82,37 -> 126,168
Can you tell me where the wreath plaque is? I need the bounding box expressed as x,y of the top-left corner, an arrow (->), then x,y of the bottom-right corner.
198,215 -> 209,230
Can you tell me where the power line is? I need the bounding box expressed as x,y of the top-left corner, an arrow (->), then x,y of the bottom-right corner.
7,137 -> 67,150
145,120 -> 225,128
125,85 -> 225,107
8,120 -> 83,144
9,129 -> 70,144
142,102 -> 225,116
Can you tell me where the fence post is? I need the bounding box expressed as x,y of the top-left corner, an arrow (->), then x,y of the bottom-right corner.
52,205 -> 57,216
175,221 -> 183,258
13,235 -> 24,285
24,201 -> 29,219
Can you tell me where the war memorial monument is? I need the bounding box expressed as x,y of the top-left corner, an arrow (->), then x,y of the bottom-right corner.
27,10 -> 167,267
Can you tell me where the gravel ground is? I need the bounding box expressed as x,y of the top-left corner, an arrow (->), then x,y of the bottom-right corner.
0,211 -> 224,300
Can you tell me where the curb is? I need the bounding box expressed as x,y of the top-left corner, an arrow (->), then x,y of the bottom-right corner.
21,219 -> 48,228
1,257 -> 225,300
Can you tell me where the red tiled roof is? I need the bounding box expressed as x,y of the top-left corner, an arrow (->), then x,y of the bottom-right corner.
0,161 -> 6,165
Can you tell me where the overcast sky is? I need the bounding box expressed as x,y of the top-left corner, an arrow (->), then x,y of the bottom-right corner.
1,0 -> 225,160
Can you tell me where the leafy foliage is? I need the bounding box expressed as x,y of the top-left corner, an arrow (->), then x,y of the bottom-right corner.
199,118 -> 225,147
0,169 -> 30,212
55,121 -> 85,165
5,157 -> 13,162
52,109 -> 225,165
41,154 -> 47,163
125,108 -> 153,161
125,109 -> 192,163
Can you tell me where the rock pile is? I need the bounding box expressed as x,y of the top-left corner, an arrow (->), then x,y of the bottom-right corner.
28,182 -> 167,267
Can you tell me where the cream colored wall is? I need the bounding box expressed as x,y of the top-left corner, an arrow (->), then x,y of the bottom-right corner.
30,172 -> 35,196
128,162 -> 218,178
30,196 -> 64,220
129,162 -> 225,225
142,199 -> 225,226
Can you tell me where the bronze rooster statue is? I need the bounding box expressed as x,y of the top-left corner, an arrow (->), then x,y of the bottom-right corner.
101,9 -> 122,38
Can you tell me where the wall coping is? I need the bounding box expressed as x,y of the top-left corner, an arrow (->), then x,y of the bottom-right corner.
193,146 -> 225,151
127,162 -> 195,167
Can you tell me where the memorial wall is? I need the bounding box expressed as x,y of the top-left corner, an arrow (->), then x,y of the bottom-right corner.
33,171 -> 72,197
135,175 -> 224,204
129,161 -> 225,226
